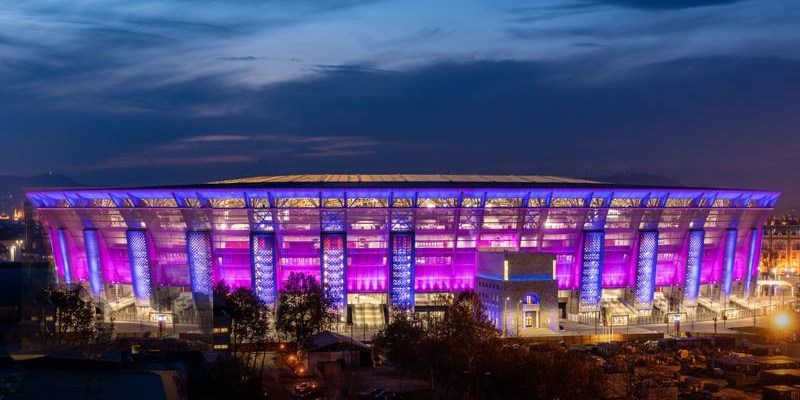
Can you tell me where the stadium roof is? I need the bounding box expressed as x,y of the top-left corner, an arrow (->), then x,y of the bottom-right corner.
25,174 -> 782,209
208,174 -> 603,187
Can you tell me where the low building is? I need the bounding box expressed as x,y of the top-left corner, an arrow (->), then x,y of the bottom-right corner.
475,251 -> 559,335
303,330 -> 373,370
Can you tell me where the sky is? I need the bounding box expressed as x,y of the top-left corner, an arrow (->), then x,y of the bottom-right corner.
1,0 -> 799,209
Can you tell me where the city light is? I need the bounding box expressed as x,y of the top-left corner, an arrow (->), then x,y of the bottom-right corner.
774,311 -> 792,330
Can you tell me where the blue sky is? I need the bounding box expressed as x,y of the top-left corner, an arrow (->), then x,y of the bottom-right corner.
1,0 -> 799,208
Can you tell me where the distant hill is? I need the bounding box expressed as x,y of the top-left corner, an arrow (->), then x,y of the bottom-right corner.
0,173 -> 85,193
587,172 -> 683,187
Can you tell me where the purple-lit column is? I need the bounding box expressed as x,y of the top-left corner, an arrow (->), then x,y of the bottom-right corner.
186,231 -> 213,305
83,229 -> 104,297
579,230 -> 604,313
744,228 -> 761,298
321,233 -> 346,317
390,232 -> 415,310
721,228 -> 738,299
126,230 -> 153,307
250,232 -> 277,305
682,230 -> 705,308
634,230 -> 659,311
57,228 -> 73,287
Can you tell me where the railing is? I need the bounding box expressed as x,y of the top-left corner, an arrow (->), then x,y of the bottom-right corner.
570,307 -> 767,327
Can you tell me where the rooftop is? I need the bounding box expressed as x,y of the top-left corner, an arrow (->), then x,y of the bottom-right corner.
209,174 -> 602,187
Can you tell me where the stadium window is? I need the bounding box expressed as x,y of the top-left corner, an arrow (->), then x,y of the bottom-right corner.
140,198 -> 178,207
485,198 -> 522,208
250,198 -> 270,208
462,198 -> 483,208
275,198 -> 320,208
665,198 -> 693,207
550,198 -> 584,208
711,198 -> 731,208
90,198 -> 116,208
589,198 -> 605,208
323,198 -> 344,208
393,198 -> 413,207
347,198 -> 389,207
209,198 -> 246,208
185,198 -> 202,208
610,198 -> 641,208
417,198 -> 457,208
528,198 -> 547,207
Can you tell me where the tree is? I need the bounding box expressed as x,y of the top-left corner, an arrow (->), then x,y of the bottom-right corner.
275,272 -> 336,346
372,311 -> 427,371
41,284 -> 98,346
374,292 -> 604,399
213,283 -> 273,374
227,287 -> 272,353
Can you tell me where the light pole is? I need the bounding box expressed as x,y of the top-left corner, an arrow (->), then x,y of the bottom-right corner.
14,239 -> 22,261
503,297 -> 510,337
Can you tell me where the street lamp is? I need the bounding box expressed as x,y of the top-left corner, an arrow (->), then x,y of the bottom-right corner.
774,312 -> 791,330
503,297 -> 510,336
772,310 -> 794,342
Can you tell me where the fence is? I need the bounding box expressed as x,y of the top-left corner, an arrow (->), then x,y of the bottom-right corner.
570,306 -> 767,327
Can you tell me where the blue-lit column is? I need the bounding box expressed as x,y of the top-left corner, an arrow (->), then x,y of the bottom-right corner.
721,228 -> 738,300
744,228 -> 760,298
389,232 -> 415,310
83,229 -> 104,297
126,229 -> 153,307
579,230 -> 604,313
186,231 -> 213,306
633,230 -> 659,311
57,228 -> 73,287
682,230 -> 705,308
321,233 -> 347,318
250,232 -> 277,305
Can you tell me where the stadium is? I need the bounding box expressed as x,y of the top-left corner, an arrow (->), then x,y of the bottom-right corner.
27,175 -> 780,332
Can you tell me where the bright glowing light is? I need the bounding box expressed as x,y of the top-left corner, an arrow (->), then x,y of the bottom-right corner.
774,312 -> 791,330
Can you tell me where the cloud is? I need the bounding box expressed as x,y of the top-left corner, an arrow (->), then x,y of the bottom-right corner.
2,0 -> 798,108
85,155 -> 258,170
216,56 -> 260,61
181,134 -> 250,143
582,0 -> 746,9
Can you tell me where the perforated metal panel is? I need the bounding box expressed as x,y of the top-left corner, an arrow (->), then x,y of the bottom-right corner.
682,230 -> 705,307
634,230 -> 658,310
390,233 -> 414,309
579,230 -> 605,312
186,231 -> 213,299
250,232 -> 277,305
321,233 -> 346,312
126,230 -> 152,305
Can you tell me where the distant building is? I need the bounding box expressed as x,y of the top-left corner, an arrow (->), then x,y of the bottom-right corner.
762,215 -> 800,275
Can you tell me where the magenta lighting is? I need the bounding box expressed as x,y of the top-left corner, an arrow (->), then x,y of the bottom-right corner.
28,174 -> 779,310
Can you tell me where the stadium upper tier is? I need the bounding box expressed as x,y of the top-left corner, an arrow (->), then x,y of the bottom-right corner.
27,174 -> 779,311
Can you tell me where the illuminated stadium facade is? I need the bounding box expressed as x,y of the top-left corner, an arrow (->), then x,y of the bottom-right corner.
27,175 -> 780,328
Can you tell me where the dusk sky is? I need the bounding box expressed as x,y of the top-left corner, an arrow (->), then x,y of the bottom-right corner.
1,0 -> 798,209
